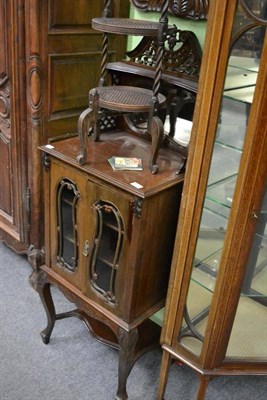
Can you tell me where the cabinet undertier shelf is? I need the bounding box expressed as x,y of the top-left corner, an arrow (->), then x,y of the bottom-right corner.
92,17 -> 175,36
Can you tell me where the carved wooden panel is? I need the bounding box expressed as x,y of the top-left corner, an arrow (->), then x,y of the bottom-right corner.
0,0 -> 27,250
130,0 -> 209,20
0,73 -> 12,216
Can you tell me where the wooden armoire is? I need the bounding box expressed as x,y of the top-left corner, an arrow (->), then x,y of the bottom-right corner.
0,0 -> 129,266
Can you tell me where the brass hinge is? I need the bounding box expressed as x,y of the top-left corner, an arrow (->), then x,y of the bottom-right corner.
26,187 -> 31,232
132,197 -> 143,218
41,152 -> 50,171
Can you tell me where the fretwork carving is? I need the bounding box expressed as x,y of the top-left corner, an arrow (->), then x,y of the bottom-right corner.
126,28 -> 202,79
130,0 -> 209,20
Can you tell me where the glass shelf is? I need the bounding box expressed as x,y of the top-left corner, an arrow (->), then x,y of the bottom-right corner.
207,143 -> 242,187
229,55 -> 260,72
216,125 -> 246,151
224,86 -> 255,104
192,233 -> 267,298
206,175 -> 237,209
200,206 -> 228,231
224,66 -> 258,90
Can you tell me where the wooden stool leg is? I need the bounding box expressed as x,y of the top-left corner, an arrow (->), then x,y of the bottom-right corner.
89,89 -> 101,142
37,270 -> 56,344
77,89 -> 100,164
77,107 -> 92,164
157,349 -> 172,400
196,375 -> 210,400
149,116 -> 163,174
115,327 -> 139,400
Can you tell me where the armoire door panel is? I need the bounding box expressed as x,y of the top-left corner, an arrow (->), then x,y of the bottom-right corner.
0,0 -> 27,249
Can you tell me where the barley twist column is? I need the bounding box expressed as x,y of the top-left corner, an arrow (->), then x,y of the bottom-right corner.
99,0 -> 112,86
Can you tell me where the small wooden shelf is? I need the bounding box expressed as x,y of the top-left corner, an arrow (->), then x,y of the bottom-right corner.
92,17 -> 175,36
94,86 -> 166,112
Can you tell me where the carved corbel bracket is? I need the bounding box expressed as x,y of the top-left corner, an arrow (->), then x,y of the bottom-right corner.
0,73 -> 11,141
27,56 -> 43,120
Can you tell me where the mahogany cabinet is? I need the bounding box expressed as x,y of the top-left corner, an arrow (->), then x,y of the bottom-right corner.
158,1 -> 267,399
38,131 -> 184,399
0,0 -> 129,264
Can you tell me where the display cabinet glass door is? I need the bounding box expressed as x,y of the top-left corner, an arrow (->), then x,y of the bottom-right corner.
56,178 -> 80,272
178,0 -> 267,360
89,199 -> 125,306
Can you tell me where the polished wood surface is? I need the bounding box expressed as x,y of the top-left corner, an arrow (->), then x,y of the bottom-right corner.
0,0 -> 28,252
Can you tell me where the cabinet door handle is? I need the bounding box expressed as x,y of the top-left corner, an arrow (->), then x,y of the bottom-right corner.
83,240 -> 90,256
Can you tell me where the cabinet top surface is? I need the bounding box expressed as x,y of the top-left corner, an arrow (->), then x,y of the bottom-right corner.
41,132 -> 184,197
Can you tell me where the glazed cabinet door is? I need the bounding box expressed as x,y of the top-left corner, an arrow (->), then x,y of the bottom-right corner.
0,0 -> 28,251
83,179 -> 134,319
48,160 -> 89,292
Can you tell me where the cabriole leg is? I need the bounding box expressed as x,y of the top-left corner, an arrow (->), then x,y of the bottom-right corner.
37,270 -> 56,344
149,116 -> 164,174
115,327 -> 139,400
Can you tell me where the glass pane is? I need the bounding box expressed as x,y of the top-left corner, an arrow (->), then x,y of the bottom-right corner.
90,200 -> 124,305
226,188 -> 267,360
56,179 -> 80,272
179,1 -> 266,356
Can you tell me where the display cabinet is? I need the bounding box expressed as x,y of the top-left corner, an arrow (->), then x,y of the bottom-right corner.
158,0 -> 267,399
38,130 -> 184,400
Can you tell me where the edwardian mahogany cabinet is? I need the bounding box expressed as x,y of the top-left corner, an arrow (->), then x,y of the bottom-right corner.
38,131 -> 184,399
158,0 -> 267,399
0,0 -> 129,263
